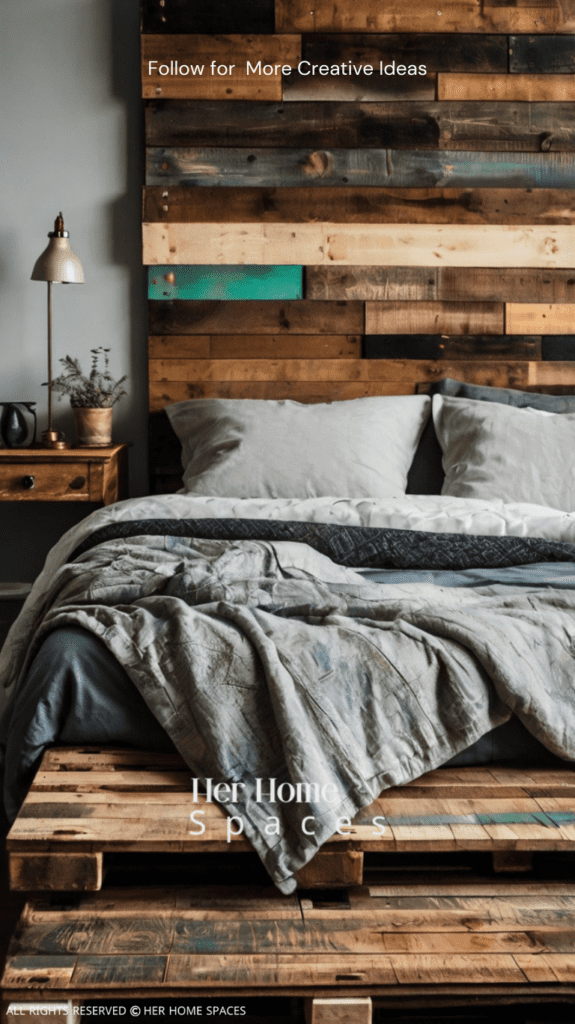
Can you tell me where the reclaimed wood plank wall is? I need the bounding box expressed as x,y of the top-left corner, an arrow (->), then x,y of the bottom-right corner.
141,0 -> 575,489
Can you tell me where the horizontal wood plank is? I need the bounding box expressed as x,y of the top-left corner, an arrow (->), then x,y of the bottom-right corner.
509,34 -> 575,73
141,34 -> 300,100
146,148 -> 575,188
145,100 -> 575,151
439,73 -> 575,101
148,357 -> 575,385
306,267 -> 575,302
141,0 -> 276,34
149,299 -> 363,334
302,34 -> 509,72
149,335 -> 361,358
143,222 -> 575,268
282,70 -> 436,102
363,336 -> 542,361
143,187 -> 575,225
506,303 -> 575,334
275,0 -> 575,33
365,301 -> 504,335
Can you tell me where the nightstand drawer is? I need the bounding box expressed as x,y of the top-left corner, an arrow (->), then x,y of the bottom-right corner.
0,461 -> 90,500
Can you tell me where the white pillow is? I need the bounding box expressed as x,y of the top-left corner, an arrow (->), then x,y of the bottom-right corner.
166,396 -> 430,499
433,394 -> 575,511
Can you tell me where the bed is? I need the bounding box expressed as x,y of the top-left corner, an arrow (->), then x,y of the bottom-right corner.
2,375 -> 575,894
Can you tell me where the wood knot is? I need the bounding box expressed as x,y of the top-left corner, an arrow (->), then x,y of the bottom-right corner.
300,151 -> 334,178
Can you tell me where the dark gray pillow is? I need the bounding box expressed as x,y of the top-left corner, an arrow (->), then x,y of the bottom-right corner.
406,377 -> 575,495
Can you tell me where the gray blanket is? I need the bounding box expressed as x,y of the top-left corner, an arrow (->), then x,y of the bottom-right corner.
21,529 -> 575,893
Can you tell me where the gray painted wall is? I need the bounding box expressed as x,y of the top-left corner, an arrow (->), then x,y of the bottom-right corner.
0,0 -> 146,582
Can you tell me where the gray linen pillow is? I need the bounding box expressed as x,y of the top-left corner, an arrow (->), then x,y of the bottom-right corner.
433,394 -> 575,511
166,396 -> 430,499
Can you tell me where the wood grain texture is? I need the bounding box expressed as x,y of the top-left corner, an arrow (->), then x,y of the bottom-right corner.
365,301 -> 504,335
148,300 -> 364,334
305,266 -> 575,302
146,147 -> 575,188
302,34 -> 509,72
275,0 -> 575,33
141,35 -> 300,100
282,70 -> 436,102
149,381 -> 417,407
143,222 -> 575,268
149,335 -> 361,358
439,73 -> 575,101
143,186 -> 575,224
509,34 -> 575,73
506,303 -> 575,334
145,100 -> 575,151
141,0 -> 276,34
363,336 -> 542,360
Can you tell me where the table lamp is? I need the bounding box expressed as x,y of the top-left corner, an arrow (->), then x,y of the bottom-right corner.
31,213 -> 85,448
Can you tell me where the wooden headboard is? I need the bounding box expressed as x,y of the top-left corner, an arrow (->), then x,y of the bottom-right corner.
141,0 -> 575,494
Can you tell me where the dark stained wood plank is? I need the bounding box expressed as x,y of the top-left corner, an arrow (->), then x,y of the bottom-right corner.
305,267 -> 575,302
9,853 -> 103,892
145,100 -> 575,152
141,0 -> 275,34
146,148 -> 575,188
439,73 -> 575,101
302,34 -> 509,72
149,300 -> 364,335
365,301 -> 504,335
71,954 -> 167,985
149,334 -> 361,359
282,70 -> 435,102
542,336 -> 575,359
510,34 -> 575,73
275,0 -> 575,33
141,35 -> 300,101
364,336 -> 542,360
143,186 -> 575,225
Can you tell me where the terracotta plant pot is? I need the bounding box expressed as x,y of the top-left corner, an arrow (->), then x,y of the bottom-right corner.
73,406 -> 113,447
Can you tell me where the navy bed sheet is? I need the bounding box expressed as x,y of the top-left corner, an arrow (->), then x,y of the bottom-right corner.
1,560 -> 572,824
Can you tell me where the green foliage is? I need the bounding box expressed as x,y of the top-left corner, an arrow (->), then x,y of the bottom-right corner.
48,348 -> 128,408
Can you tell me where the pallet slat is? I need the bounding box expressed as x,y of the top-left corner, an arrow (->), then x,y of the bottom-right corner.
143,222 -> 575,268
143,186 -> 575,225
506,303 -> 575,334
365,301 -> 504,335
439,74 -> 575,101
363,336 -> 542,360
305,266 -> 575,303
275,0 -> 575,33
144,100 -> 575,151
149,299 -> 364,334
301,34 -> 509,72
146,148 -> 575,188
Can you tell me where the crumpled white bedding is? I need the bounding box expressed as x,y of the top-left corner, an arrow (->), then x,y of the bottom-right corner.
3,491 -> 575,691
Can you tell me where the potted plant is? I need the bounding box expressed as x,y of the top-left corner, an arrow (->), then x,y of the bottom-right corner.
49,347 -> 127,446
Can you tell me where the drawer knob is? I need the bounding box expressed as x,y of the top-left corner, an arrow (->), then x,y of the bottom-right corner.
22,475 -> 35,490
69,475 -> 86,490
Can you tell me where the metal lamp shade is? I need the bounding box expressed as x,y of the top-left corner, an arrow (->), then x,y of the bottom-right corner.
31,236 -> 85,284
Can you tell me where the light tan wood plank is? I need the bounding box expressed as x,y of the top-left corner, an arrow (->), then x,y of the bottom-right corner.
506,303 -> 575,334
141,35 -> 300,100
143,222 -> 575,268
365,301 -> 504,335
389,952 -> 528,984
275,0 -> 572,33
439,73 -> 575,101
306,999 -> 372,1024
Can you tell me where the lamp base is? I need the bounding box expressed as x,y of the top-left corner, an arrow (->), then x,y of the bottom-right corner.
40,429 -> 70,450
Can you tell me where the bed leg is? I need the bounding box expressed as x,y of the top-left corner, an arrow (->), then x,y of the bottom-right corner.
304,998 -> 372,1024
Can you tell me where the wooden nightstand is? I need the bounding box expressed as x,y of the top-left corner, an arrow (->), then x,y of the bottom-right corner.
0,444 -> 128,506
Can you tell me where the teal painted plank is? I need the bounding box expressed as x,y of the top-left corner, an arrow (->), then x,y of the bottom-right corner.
148,265 -> 303,300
